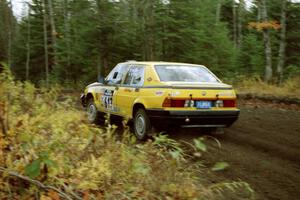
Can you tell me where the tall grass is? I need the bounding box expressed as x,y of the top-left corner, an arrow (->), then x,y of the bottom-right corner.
234,76 -> 300,98
0,68 -> 254,199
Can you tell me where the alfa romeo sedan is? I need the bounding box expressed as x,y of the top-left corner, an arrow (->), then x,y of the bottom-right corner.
81,61 -> 240,140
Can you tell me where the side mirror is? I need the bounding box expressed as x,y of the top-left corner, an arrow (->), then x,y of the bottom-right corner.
98,75 -> 105,84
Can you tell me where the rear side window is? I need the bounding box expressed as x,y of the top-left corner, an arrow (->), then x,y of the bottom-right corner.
123,65 -> 145,86
155,65 -> 219,83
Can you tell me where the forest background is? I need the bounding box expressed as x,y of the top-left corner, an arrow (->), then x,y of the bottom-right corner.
0,0 -> 300,199
0,0 -> 299,88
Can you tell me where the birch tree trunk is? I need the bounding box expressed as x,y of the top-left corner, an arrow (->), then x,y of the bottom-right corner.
277,0 -> 287,85
25,6 -> 31,80
216,0 -> 222,24
257,0 -> 261,21
260,0 -> 273,82
42,0 -> 49,86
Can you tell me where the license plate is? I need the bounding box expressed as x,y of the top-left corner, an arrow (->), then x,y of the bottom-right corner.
196,101 -> 212,109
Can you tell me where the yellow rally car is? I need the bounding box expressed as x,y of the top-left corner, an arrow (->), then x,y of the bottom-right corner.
81,61 -> 239,140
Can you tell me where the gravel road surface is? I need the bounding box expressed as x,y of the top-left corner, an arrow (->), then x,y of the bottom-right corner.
170,100 -> 300,200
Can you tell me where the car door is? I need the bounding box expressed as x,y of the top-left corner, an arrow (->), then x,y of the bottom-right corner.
116,64 -> 145,117
98,63 -> 129,115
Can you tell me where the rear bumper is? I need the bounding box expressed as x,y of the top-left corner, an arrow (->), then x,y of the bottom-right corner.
146,109 -> 240,127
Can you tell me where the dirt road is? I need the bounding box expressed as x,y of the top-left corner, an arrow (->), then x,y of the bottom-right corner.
170,100 -> 300,200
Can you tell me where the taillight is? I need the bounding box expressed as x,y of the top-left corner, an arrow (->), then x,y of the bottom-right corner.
223,100 -> 236,107
162,98 -> 171,107
171,100 -> 185,107
162,98 -> 185,107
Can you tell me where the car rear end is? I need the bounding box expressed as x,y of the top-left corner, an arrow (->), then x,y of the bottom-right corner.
145,63 -> 239,128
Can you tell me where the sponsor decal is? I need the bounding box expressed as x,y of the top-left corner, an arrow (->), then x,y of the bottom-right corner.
155,91 -> 164,96
218,91 -> 234,97
171,91 -> 181,97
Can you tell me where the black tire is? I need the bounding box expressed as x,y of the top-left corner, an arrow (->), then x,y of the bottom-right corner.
86,99 -> 101,124
134,109 -> 152,140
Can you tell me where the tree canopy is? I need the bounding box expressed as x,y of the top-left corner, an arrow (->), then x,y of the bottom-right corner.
0,0 -> 299,86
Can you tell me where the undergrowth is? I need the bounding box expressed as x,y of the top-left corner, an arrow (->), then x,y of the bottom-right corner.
0,67 -> 254,199
233,76 -> 300,98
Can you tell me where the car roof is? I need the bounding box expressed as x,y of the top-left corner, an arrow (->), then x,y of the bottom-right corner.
122,61 -> 205,67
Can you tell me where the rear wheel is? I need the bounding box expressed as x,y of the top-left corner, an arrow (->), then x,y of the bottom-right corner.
134,109 -> 152,140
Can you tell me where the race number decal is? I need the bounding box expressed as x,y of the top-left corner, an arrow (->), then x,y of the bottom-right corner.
101,89 -> 114,110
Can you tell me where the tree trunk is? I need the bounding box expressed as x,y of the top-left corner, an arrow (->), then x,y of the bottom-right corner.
63,0 -> 70,80
96,0 -> 109,76
260,0 -> 273,82
277,0 -> 287,85
162,21 -> 166,60
25,6 -> 31,80
237,0 -> 244,48
42,0 -> 49,86
257,0 -> 261,21
144,0 -> 154,60
47,0 -> 57,68
101,52 -> 108,76
7,0 -> 12,68
97,54 -> 101,80
232,0 -> 237,48
216,0 -> 222,24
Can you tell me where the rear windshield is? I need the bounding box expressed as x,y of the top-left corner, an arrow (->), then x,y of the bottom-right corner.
155,65 -> 219,82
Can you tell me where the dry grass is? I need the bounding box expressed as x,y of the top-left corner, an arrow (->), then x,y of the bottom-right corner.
234,76 -> 300,99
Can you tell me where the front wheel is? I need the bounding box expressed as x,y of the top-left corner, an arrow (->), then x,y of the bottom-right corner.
134,109 -> 152,140
87,99 -> 101,124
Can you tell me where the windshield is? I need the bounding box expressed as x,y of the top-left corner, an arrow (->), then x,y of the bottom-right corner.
155,65 -> 219,83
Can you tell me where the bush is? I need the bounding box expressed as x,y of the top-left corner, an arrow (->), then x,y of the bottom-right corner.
0,70 -> 254,199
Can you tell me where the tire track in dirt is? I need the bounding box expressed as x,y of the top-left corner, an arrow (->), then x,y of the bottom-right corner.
170,103 -> 300,200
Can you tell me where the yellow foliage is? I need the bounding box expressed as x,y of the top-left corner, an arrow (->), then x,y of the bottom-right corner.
70,155 -> 112,190
40,194 -> 52,200
248,20 -> 281,31
0,71 -> 254,199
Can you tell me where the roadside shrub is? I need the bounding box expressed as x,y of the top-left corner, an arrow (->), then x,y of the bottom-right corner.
0,70 -> 254,199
